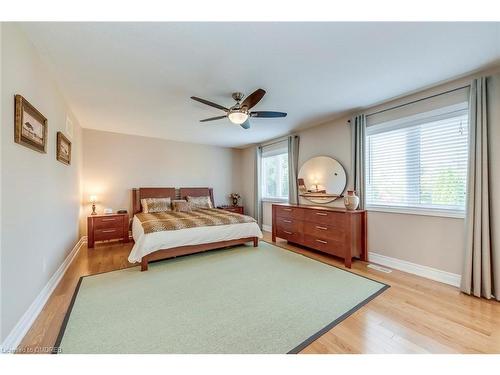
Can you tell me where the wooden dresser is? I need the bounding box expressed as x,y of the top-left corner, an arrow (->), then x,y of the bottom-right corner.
87,213 -> 129,248
272,203 -> 367,268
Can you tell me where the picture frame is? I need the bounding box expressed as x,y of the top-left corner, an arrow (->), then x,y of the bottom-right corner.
14,94 -> 48,153
56,131 -> 72,165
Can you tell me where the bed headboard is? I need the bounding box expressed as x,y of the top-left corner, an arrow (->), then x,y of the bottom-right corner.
132,187 -> 176,214
132,187 -> 215,214
179,187 -> 214,207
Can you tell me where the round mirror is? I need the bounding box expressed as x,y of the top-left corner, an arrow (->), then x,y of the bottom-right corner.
297,156 -> 347,204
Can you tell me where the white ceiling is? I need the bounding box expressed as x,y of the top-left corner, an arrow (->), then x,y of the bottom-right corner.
21,22 -> 500,148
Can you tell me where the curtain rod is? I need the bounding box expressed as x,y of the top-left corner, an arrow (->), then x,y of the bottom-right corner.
260,134 -> 298,148
347,84 -> 470,123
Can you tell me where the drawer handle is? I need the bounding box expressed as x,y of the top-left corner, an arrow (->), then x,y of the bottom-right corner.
315,212 -> 328,216
284,230 -> 293,235
315,239 -> 328,244
101,229 -> 116,233
316,226 -> 328,230
101,218 -> 116,222
283,208 -> 292,212
283,219 -> 292,223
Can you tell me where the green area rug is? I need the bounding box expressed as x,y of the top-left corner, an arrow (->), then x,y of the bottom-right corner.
56,242 -> 388,353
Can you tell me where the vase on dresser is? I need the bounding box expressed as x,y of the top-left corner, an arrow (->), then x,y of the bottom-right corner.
344,190 -> 360,210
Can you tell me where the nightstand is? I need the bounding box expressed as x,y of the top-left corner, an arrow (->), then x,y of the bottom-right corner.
217,205 -> 244,215
87,213 -> 129,248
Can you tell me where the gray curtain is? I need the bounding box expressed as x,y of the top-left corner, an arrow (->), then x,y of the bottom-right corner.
351,114 -> 366,209
254,146 -> 263,228
288,135 -> 300,204
461,76 -> 499,300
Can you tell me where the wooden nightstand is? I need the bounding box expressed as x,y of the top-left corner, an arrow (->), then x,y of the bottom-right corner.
217,205 -> 244,215
87,213 -> 129,248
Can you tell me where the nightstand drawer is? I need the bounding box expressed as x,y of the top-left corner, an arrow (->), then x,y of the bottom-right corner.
94,227 -> 124,241
94,216 -> 124,229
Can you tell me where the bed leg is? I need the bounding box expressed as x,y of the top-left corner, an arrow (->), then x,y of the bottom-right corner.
141,258 -> 148,271
253,237 -> 258,247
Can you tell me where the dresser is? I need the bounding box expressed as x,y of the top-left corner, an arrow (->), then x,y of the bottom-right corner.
272,203 -> 367,268
87,213 -> 129,248
217,205 -> 244,214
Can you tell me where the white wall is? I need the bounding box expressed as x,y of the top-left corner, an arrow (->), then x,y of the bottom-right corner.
1,24 -> 83,342
81,129 -> 240,233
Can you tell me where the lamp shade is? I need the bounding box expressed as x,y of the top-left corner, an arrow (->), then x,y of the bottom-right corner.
89,195 -> 98,203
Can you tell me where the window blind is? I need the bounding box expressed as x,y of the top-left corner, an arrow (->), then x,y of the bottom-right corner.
366,104 -> 469,215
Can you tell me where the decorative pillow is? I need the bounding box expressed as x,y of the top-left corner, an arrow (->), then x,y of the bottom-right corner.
186,195 -> 213,209
141,197 -> 172,213
172,200 -> 192,212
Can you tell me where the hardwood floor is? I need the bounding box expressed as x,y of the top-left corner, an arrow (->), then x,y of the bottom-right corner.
18,232 -> 500,354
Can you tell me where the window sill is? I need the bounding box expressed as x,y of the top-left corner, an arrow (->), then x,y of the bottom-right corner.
366,205 -> 465,219
261,198 -> 289,204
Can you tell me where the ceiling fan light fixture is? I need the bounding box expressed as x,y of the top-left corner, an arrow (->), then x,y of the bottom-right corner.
228,111 -> 249,125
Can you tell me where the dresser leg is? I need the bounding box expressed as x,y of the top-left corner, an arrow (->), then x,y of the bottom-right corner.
344,257 -> 352,268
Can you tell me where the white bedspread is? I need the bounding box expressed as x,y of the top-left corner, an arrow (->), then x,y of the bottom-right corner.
128,215 -> 263,263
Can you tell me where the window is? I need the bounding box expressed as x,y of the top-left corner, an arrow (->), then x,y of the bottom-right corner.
261,141 -> 289,201
366,103 -> 469,216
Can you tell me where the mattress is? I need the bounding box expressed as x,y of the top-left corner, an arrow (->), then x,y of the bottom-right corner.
128,214 -> 263,263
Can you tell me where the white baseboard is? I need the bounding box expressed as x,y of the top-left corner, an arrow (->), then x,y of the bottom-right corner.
1,236 -> 87,353
262,224 -> 272,232
368,251 -> 461,287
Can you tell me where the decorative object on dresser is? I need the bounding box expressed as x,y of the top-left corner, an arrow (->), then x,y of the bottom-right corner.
272,203 -> 367,268
344,190 -> 360,210
87,213 -> 129,248
229,192 -> 241,206
297,156 -> 347,204
14,94 -> 48,153
217,205 -> 244,215
89,195 -> 98,215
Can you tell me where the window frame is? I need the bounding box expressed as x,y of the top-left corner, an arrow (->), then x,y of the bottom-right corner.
260,148 -> 290,203
365,103 -> 469,219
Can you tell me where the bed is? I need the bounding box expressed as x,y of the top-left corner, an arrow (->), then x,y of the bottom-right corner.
128,187 -> 262,271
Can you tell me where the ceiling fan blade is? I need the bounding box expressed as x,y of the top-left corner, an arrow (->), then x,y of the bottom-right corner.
250,111 -> 287,118
200,115 -> 227,122
240,119 -> 251,129
240,89 -> 266,110
190,96 -> 228,112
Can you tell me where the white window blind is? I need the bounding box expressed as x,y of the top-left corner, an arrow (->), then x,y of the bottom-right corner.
261,140 -> 289,201
366,103 -> 469,216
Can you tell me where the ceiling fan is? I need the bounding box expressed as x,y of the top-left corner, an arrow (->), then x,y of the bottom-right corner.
190,89 -> 287,129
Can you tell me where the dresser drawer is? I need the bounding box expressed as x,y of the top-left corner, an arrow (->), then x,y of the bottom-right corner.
275,217 -> 303,233
303,234 -> 344,258
276,221 -> 303,243
304,209 -> 344,227
274,205 -> 304,220
94,215 -> 124,229
94,227 -> 124,241
303,222 -> 345,242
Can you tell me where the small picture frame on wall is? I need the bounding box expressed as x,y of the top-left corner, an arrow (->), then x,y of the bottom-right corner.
56,132 -> 72,165
14,94 -> 48,153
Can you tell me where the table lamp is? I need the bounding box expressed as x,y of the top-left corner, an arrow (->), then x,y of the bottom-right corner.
89,195 -> 98,215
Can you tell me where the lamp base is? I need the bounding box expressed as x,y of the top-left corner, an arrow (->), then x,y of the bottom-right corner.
91,203 -> 97,215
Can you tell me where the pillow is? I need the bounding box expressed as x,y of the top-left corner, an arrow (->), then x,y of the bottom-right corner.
186,195 -> 213,209
172,200 -> 192,212
141,197 -> 172,213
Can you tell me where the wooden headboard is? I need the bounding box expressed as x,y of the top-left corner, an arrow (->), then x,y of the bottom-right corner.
132,187 -> 176,214
179,187 -> 214,207
132,187 -> 215,214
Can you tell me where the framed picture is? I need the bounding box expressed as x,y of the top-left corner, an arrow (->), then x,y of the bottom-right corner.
56,132 -> 72,165
14,94 -> 48,153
